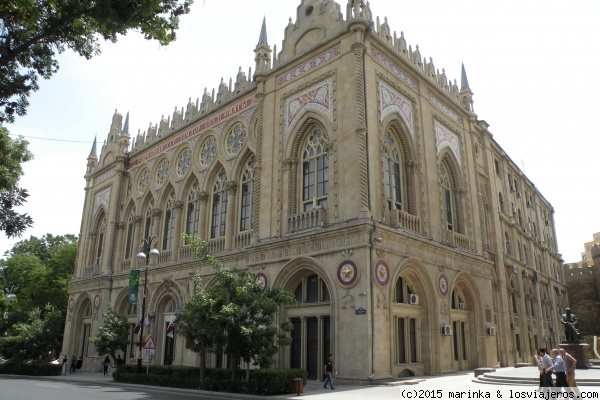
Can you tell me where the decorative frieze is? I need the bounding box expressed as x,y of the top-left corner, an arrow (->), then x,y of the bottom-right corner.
277,44 -> 341,87
379,81 -> 414,137
283,79 -> 334,134
93,167 -> 116,185
370,47 -> 418,90
434,119 -> 462,167
428,91 -> 463,125
93,187 -> 111,215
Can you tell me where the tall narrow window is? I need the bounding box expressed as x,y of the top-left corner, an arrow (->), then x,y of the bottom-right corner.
162,190 -> 175,250
144,199 -> 155,240
302,129 -> 329,211
383,131 -> 403,210
95,215 -> 106,265
440,163 -> 454,231
211,169 -> 228,239
397,318 -> 406,363
239,156 -> 255,231
124,210 -> 136,260
186,180 -> 200,237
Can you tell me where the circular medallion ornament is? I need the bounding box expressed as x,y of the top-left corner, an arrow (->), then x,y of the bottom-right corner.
438,274 -> 449,297
337,260 -> 358,287
256,273 -> 267,290
68,298 -> 74,311
94,294 -> 101,309
375,260 -> 390,287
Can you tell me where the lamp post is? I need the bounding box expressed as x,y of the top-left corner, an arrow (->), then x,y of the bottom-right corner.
135,236 -> 159,372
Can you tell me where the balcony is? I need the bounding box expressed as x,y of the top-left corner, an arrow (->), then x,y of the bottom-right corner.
388,209 -> 421,234
235,231 -> 253,249
119,259 -> 131,272
288,207 -> 326,233
157,249 -> 171,264
209,237 -> 225,254
445,230 -> 471,251
82,264 -> 100,277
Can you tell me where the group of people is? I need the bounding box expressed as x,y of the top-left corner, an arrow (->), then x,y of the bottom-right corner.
537,347 -> 580,395
68,356 -> 82,374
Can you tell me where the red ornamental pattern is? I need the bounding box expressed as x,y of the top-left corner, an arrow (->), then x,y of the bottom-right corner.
277,45 -> 341,86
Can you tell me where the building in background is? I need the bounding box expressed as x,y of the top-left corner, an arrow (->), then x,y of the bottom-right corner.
61,0 -> 567,380
563,233 -> 600,337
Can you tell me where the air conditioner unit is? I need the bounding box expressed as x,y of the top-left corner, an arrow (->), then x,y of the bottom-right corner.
458,302 -> 466,310
487,326 -> 496,336
534,272 -> 540,282
526,200 -> 532,208
511,265 -> 518,274
512,205 -> 517,214
522,270 -> 530,278
510,185 -> 515,192
545,220 -> 550,226
517,192 -> 522,198
441,325 -> 452,336
409,294 -> 419,305
510,322 -> 517,330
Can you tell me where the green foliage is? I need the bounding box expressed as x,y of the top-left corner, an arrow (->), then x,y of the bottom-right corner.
0,361 -> 62,376
113,364 -> 307,395
179,235 -> 298,381
89,304 -> 130,363
0,0 -> 193,122
0,127 -> 33,237
0,305 -> 64,362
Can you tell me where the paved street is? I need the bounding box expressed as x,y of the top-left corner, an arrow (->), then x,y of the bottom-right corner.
2,367 -> 600,400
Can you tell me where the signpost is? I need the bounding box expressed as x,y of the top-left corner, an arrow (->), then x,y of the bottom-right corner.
143,336 -> 156,356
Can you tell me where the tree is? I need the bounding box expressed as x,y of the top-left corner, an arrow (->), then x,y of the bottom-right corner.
0,0 -> 193,122
0,304 -> 64,362
0,234 -> 76,336
0,126 -> 33,238
89,304 -> 130,365
178,235 -> 297,382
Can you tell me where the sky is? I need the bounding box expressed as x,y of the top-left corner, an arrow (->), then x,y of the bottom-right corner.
1,0 -> 598,263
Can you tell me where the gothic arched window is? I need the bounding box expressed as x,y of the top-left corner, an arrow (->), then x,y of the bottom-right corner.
440,163 -> 455,231
162,190 -> 176,250
124,207 -> 136,260
95,214 -> 106,265
383,131 -> 404,211
239,156 -> 255,232
144,199 -> 155,239
302,129 -> 329,211
185,180 -> 200,237
211,169 -> 228,239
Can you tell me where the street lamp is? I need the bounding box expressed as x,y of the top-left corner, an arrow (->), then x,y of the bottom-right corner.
135,236 -> 159,372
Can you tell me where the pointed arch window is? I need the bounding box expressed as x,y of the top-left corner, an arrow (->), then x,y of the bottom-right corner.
240,156 -> 255,232
440,163 -> 455,231
124,208 -> 136,260
186,180 -> 200,237
144,199 -> 155,239
294,274 -> 330,303
383,131 -> 404,211
95,214 -> 106,265
162,190 -> 176,250
211,169 -> 228,239
302,128 -> 329,211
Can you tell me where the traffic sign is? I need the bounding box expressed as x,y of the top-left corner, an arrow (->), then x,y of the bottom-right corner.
143,336 -> 156,350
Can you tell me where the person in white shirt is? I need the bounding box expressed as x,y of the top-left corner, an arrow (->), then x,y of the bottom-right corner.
545,348 -> 568,390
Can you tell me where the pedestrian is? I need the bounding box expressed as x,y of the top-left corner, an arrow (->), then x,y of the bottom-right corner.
128,354 -> 135,364
559,348 -> 581,396
545,348 -> 569,391
116,354 -> 124,366
69,355 -> 76,374
323,353 -> 337,390
102,355 -> 111,376
538,348 -> 553,391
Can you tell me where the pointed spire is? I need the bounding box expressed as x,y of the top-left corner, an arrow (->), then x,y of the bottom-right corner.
89,136 -> 97,157
461,63 -> 470,90
122,112 -> 130,134
257,16 -> 268,46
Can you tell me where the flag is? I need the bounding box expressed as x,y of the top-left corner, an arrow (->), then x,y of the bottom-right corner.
144,314 -> 150,326
166,313 -> 180,338
132,316 -> 143,334
128,270 -> 140,304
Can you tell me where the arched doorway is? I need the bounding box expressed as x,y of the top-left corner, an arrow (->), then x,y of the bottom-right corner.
449,276 -> 482,371
284,270 -> 333,380
73,297 -> 93,362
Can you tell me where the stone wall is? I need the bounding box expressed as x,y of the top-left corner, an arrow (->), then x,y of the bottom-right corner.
564,263 -> 600,336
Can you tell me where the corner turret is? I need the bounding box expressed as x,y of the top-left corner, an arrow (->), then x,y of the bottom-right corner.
254,17 -> 272,94
460,63 -> 475,112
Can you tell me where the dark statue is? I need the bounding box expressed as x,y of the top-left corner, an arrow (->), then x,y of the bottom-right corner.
560,308 -> 580,342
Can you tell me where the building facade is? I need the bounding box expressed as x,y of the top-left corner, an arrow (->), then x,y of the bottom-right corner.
563,233 -> 600,337
61,0 -> 567,381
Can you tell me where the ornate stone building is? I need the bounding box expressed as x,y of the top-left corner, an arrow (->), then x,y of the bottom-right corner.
563,233 -> 600,337
62,0 -> 567,381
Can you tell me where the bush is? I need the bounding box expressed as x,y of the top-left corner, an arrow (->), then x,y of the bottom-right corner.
113,365 -> 307,395
0,361 -> 62,376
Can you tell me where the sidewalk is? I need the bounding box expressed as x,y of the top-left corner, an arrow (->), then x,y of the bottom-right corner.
6,367 -> 600,399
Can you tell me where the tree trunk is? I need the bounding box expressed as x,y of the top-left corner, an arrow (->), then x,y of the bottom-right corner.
230,355 -> 239,381
199,349 -> 206,382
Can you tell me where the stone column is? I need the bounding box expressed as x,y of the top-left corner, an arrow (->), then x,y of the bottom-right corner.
171,201 -> 184,261
151,209 -> 162,265
113,222 -> 126,271
225,181 -> 238,249
198,191 -> 209,240
131,216 -> 143,267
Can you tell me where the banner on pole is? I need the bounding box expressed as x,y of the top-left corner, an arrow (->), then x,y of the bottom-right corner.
128,270 -> 140,304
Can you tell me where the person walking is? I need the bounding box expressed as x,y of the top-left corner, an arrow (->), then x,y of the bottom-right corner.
69,355 -> 76,374
102,355 -> 111,376
538,348 -> 553,391
545,348 -> 569,391
323,354 -> 337,390
560,348 -> 581,396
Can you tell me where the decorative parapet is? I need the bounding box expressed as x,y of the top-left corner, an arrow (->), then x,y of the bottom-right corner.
288,207 -> 326,233
388,209 -> 421,234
